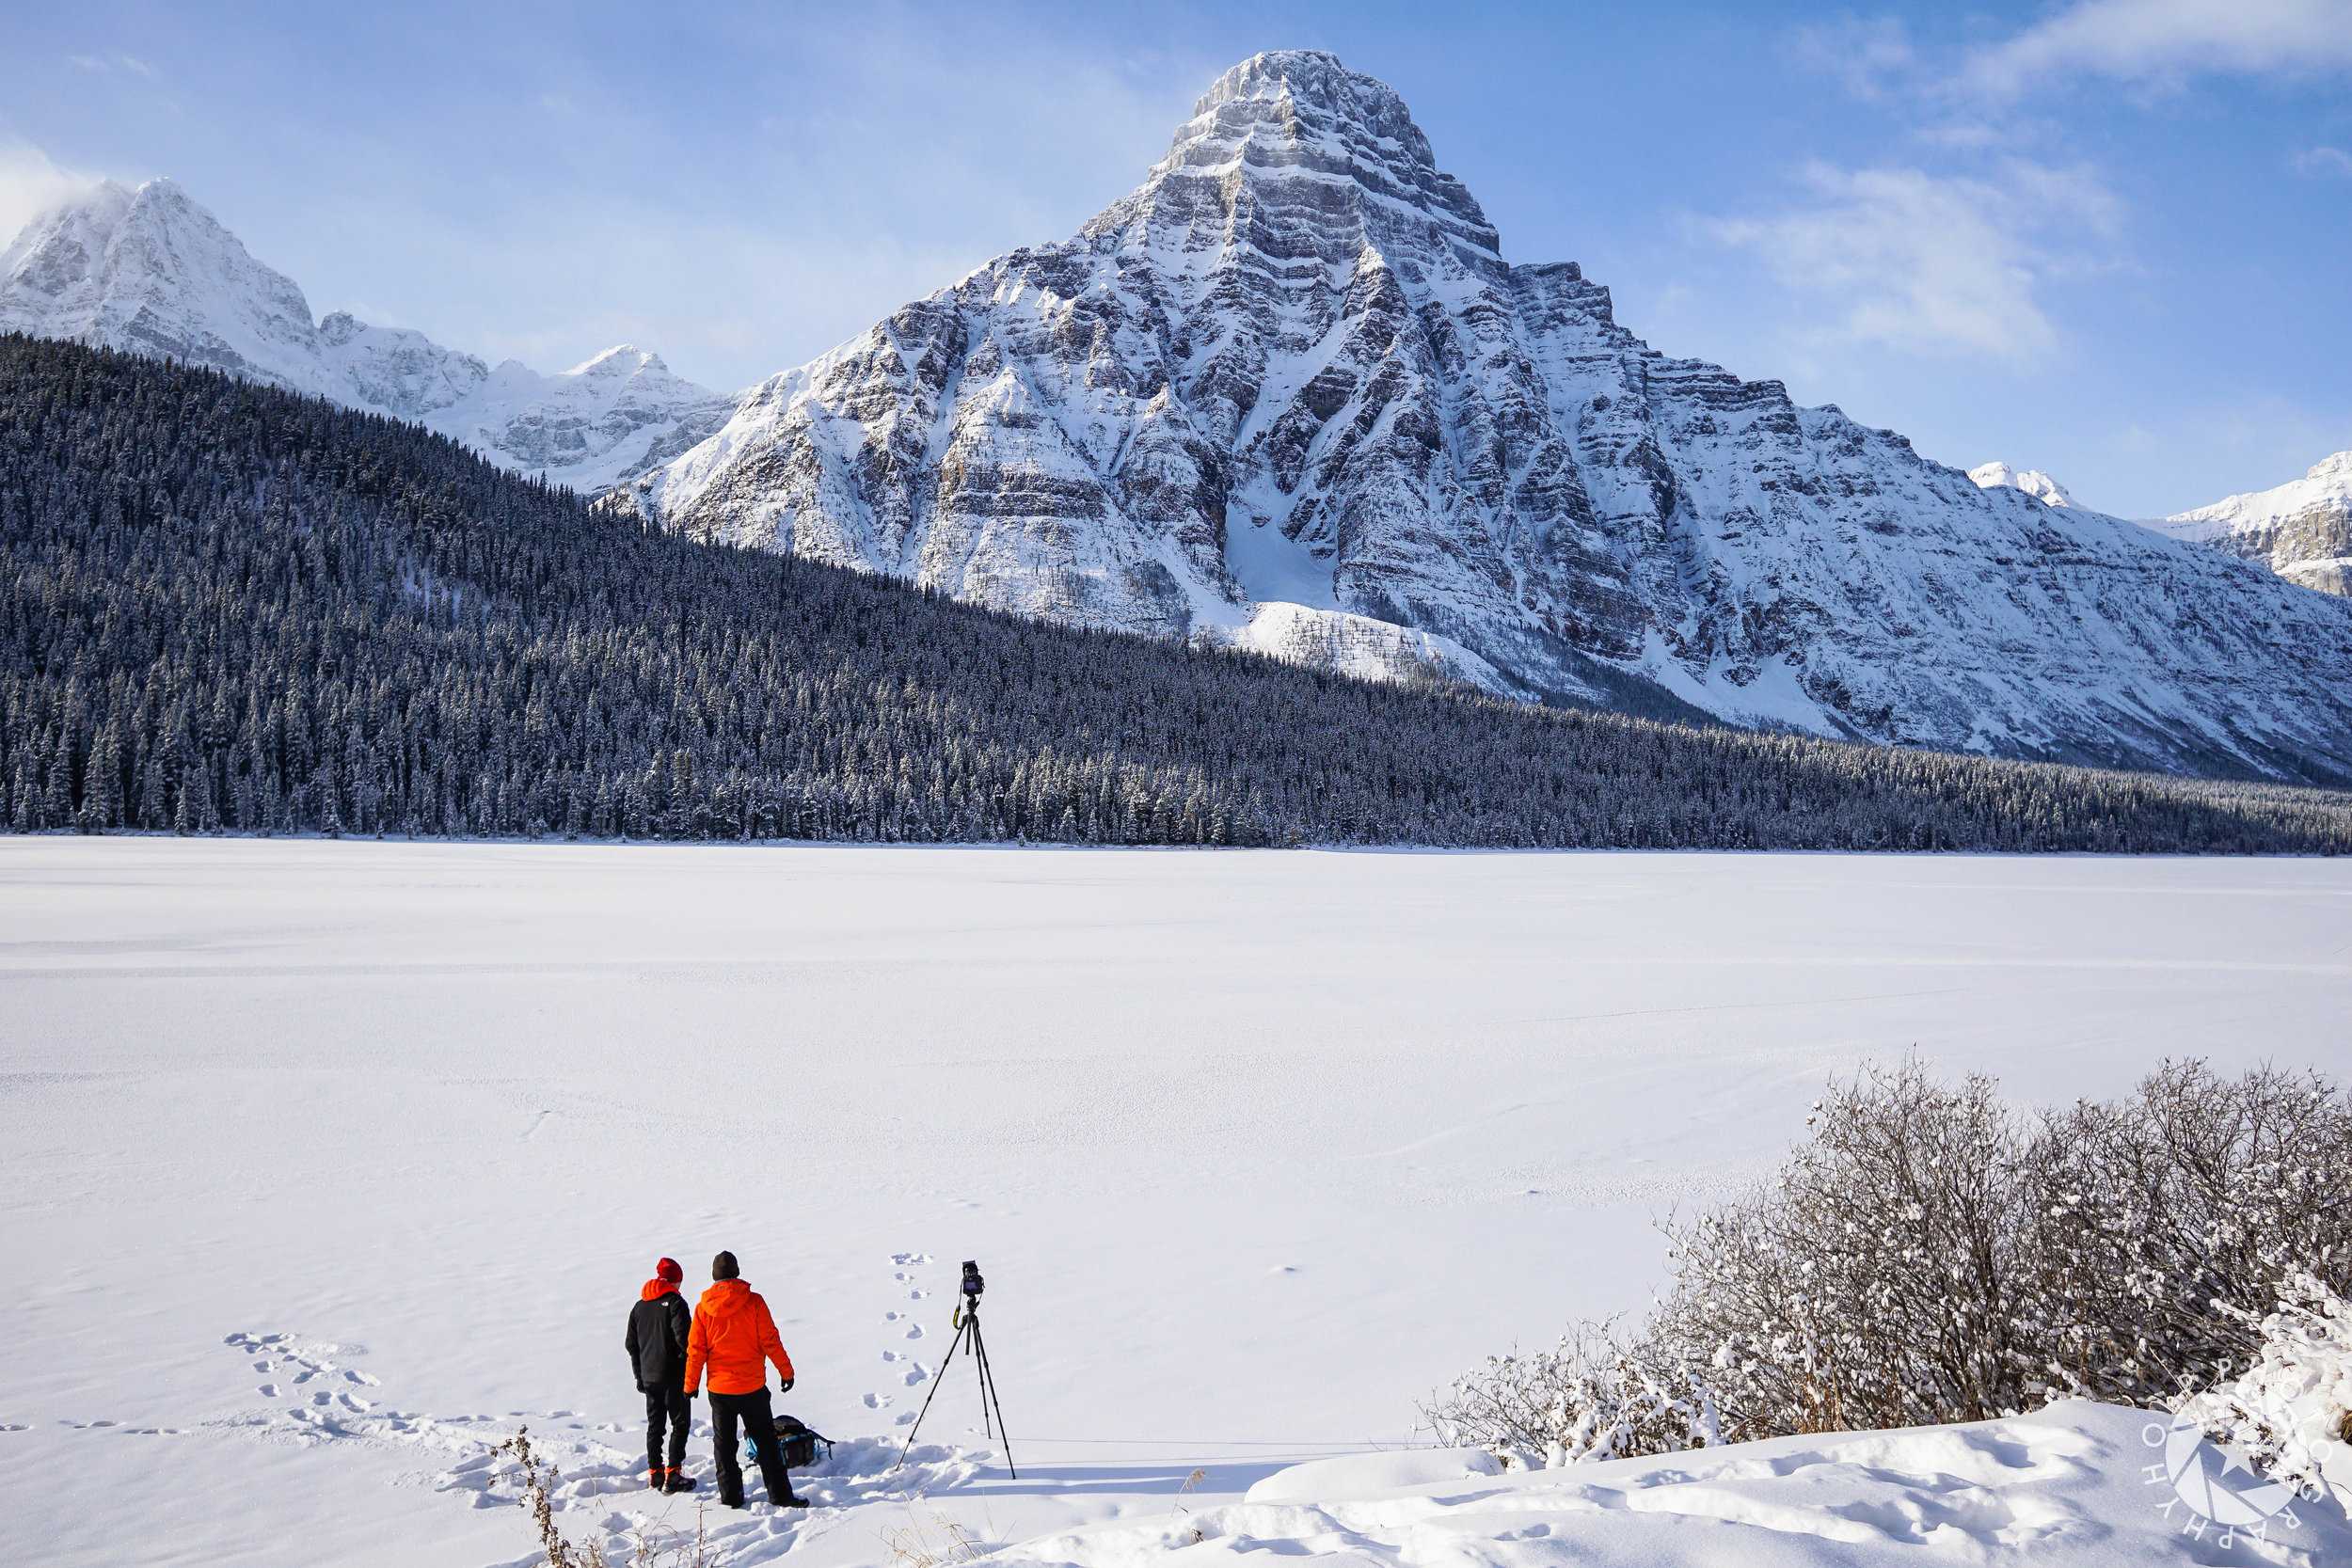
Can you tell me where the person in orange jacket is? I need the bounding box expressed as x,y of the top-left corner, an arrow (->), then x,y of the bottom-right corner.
683,1251 -> 807,1510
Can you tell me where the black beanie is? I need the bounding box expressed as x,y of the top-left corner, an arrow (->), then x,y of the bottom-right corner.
712,1251 -> 739,1280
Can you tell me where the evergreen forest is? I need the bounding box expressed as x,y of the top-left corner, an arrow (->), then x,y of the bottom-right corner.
4,335 -> 2349,853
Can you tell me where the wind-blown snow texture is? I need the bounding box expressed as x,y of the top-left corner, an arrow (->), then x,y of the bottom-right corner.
0,178 -> 733,489
2153,451 -> 2352,598
621,53 -> 2352,781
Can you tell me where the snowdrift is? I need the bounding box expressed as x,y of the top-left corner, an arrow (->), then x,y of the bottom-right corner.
998,1403 -> 2351,1568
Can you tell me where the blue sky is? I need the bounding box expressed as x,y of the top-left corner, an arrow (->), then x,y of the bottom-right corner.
3,0 -> 2347,516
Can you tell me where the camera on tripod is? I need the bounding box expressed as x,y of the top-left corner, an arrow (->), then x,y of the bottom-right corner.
900,1257 -> 1014,1477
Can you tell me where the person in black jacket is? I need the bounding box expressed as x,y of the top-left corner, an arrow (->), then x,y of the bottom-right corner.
626,1257 -> 696,1493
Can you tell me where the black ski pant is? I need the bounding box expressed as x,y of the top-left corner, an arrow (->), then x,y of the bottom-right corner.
708,1386 -> 794,1506
643,1384 -> 691,1474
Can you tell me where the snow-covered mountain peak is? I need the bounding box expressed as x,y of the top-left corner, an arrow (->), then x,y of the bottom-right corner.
2302,450 -> 2352,487
1,175 -> 330,392
0,178 -> 134,293
2154,448 -> 2352,596
566,343 -> 663,377
1,179 -> 736,489
2163,450 -> 2352,533
1968,462 -> 2076,508
628,50 -> 2352,780
1118,49 -> 1500,262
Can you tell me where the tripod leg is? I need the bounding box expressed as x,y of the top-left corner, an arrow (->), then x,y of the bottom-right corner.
969,1318 -> 993,1440
895,1314 -> 973,1469
969,1324 -> 1015,1479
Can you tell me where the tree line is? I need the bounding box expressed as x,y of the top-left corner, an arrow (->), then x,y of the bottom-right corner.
5,334 -> 2350,852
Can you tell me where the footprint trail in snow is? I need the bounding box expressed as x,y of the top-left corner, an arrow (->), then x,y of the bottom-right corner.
871,1252 -> 934,1421
206,1324 -> 989,1565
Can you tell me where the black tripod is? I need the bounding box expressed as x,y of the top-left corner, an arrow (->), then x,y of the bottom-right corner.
898,1259 -> 1015,1477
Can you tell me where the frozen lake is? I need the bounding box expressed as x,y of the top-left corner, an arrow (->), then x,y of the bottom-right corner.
4,839 -> 2348,1566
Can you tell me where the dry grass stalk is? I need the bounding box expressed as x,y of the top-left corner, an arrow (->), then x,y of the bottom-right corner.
493,1426 -> 712,1568
879,1494 -> 992,1568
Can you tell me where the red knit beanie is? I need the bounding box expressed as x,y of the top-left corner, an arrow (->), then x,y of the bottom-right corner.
655,1257 -> 683,1285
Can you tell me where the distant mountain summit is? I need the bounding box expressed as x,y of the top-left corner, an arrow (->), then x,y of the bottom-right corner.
0,177 -> 733,488
1973,452 -> 2352,599
1968,462 -> 2076,509
2152,451 -> 2352,598
616,50 -> 2352,780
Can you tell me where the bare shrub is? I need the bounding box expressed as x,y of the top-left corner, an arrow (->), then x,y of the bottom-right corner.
2031,1061 -> 2352,1406
1424,1318 -> 1719,1465
1427,1058 -> 2352,1463
1649,1061 -> 2041,1438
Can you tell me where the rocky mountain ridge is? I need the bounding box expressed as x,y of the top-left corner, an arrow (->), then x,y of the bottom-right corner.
0,177 -> 733,489
2153,451 -> 2352,597
617,51 -> 2352,781
1974,451 -> 2352,599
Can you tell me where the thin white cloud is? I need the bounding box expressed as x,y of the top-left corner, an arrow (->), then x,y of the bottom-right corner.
1740,3 -> 2344,364
1711,160 -> 2122,362
1968,0 -> 2352,95
1913,119 -> 2009,151
0,141 -> 111,255
1788,16 -> 1917,101
64,52 -> 162,79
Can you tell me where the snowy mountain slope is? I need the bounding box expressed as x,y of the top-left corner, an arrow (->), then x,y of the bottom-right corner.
2152,451 -> 2352,597
0,178 -> 734,489
621,52 -> 2352,781
406,341 -> 736,489
1970,460 -> 2077,508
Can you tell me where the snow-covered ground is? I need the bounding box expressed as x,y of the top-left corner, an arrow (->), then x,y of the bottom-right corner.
1004,1402 -> 2352,1567
4,840 -> 2349,1567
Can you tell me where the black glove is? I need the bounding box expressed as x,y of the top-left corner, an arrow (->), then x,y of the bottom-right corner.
779,1377 -> 794,1393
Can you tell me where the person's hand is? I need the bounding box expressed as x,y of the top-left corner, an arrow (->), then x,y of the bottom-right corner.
779,1378 -> 794,1393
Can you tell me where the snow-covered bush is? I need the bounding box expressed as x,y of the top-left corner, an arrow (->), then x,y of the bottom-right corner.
2178,1273 -> 2352,1504
1430,1059 -> 2352,1461
1422,1319 -> 1718,1465
1656,1061 -> 2056,1437
2030,1061 -> 2352,1408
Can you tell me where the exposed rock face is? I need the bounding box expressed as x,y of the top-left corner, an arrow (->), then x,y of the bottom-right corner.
629,52 -> 2352,781
0,179 -> 734,489
2153,451 -> 2352,598
1969,462 -> 2076,509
